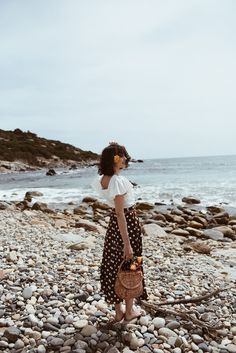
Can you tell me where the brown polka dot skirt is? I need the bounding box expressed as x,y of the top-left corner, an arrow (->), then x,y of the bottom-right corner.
100,208 -> 148,304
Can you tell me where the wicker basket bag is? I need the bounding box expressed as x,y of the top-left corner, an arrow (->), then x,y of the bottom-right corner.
114,259 -> 143,300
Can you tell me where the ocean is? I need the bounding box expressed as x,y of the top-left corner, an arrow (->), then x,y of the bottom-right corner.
0,154 -> 236,209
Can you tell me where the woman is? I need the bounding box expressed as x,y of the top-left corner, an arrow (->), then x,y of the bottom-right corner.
93,142 -> 147,322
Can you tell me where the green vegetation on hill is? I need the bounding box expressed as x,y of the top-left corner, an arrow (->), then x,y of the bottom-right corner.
0,128 -> 98,166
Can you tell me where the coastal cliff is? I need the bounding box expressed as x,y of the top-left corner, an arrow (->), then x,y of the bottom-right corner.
0,128 -> 99,172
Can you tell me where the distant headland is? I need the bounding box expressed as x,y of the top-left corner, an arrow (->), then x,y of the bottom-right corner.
0,128 -> 99,173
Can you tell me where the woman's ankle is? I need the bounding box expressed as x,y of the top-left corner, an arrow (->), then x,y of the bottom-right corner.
125,306 -> 141,317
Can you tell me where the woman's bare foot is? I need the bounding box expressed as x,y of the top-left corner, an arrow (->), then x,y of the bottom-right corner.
124,308 -> 141,321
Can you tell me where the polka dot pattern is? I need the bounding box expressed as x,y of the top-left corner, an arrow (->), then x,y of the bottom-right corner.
100,209 -> 148,304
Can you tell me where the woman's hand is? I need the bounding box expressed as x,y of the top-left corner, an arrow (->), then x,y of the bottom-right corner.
123,243 -> 133,260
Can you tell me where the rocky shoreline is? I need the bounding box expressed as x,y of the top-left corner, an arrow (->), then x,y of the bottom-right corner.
0,196 -> 236,353
0,159 -> 143,174
0,160 -> 99,174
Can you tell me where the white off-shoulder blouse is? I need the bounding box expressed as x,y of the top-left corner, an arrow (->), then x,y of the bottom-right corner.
92,174 -> 135,208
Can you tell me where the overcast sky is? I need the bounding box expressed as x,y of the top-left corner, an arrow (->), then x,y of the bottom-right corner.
0,0 -> 235,159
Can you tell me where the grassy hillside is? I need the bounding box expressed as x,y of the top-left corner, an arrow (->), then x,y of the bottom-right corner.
0,128 -> 98,167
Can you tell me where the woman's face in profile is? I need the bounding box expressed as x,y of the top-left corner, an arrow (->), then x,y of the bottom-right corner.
115,155 -> 127,170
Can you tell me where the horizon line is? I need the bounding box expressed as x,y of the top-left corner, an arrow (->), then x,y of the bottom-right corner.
138,153 -> 236,161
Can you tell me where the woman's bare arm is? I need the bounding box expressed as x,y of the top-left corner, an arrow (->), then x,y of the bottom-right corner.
114,194 -> 133,259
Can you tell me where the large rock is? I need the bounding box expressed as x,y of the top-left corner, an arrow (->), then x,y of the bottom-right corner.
158,327 -> 178,338
172,215 -> 186,224
166,321 -> 180,330
203,229 -> 224,241
73,320 -> 88,329
22,287 -> 33,299
28,314 -> 39,325
138,316 -> 149,327
182,196 -> 201,204
153,213 -> 167,222
49,337 -> 64,346
15,200 -> 31,210
68,243 -> 90,251
129,332 -> 141,349
32,202 -> 49,212
74,205 -> 89,215
193,216 -> 208,227
14,339 -> 25,349
185,227 -> 203,237
0,341 -> 8,348
92,201 -> 110,211
188,220 -> 204,229
74,340 -> 88,350
214,226 -> 236,240
191,334 -> 204,344
82,196 -> 97,203
136,202 -> 155,211
46,169 -> 56,176
213,212 -> 229,224
24,191 -> 43,201
152,317 -> 165,329
69,164 -> 77,170
207,206 -> 225,214
155,212 -> 173,223
171,229 -> 190,236
143,223 -> 167,238
3,327 -> 21,343
28,191 -> 44,197
37,345 -> 46,353
0,202 -> 12,210
75,219 -> 105,234
80,325 -> 97,337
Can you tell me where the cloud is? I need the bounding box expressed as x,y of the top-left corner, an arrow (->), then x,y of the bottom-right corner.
0,0 -> 235,158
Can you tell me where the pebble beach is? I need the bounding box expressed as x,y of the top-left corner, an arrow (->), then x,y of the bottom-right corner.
0,194 -> 236,353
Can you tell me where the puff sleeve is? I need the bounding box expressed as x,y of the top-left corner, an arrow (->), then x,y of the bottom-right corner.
108,175 -> 133,200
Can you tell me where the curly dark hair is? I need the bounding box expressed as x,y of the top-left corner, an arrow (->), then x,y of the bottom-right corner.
98,143 -> 131,175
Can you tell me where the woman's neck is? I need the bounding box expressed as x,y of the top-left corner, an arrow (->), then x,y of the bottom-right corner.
113,167 -> 121,175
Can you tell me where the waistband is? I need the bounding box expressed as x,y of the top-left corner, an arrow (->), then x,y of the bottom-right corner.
111,205 -> 135,213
